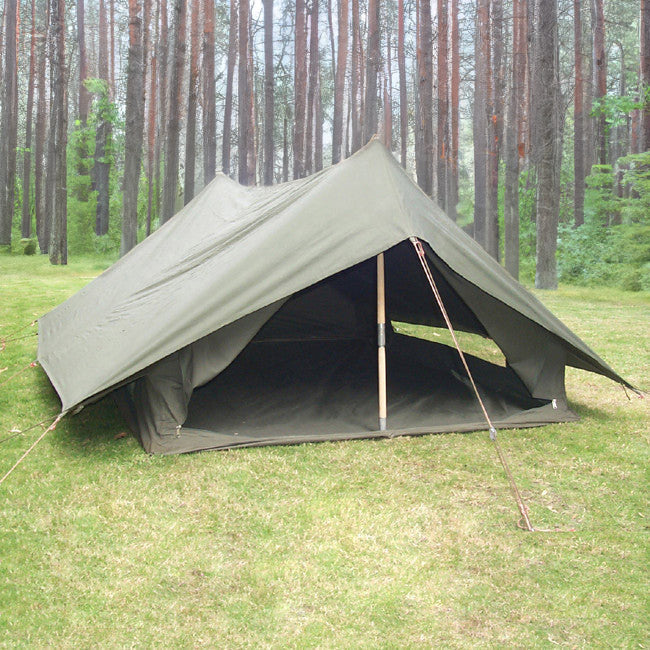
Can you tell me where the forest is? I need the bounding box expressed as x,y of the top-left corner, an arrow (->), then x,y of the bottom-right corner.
0,0 -> 648,290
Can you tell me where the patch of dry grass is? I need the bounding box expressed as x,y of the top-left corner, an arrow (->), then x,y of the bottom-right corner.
0,255 -> 648,647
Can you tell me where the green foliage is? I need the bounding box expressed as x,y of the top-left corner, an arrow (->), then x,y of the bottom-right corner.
618,150 -> 650,224
66,77 -> 124,257
67,124 -> 97,254
21,238 -> 37,255
558,155 -> 650,291
591,93 -> 645,135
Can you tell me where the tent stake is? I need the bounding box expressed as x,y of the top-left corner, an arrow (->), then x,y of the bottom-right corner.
377,253 -> 387,431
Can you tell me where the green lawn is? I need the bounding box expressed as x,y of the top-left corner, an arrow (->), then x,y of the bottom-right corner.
1,254 -> 648,648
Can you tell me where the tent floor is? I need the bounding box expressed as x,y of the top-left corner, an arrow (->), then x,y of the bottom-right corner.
181,333 -> 574,450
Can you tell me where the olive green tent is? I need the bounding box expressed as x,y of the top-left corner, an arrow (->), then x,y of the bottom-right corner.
37,140 -> 631,454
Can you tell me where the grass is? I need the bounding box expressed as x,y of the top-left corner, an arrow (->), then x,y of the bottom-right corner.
1,253 -> 648,648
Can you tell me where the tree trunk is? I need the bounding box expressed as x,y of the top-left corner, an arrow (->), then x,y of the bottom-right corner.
121,0 -> 146,255
574,0 -> 585,227
437,0 -> 448,211
161,0 -> 187,222
94,0 -> 111,237
383,30 -> 392,149
449,0 -> 459,219
45,0 -> 56,251
282,114 -> 289,181
350,0 -> 362,153
222,0 -> 237,176
505,0 -> 524,279
294,0 -> 307,178
146,0 -> 158,235
0,0 -> 18,248
485,0 -> 503,260
473,0 -> 489,246
314,70 -> 323,171
519,0 -> 530,165
21,0 -> 38,239
238,0 -> 256,184
592,0 -> 606,164
326,0 -> 336,80
77,0 -> 90,124
398,0 -> 407,168
363,0 -> 380,143
306,0 -> 322,173
642,0 -> 650,150
154,0 -> 168,220
534,0 -> 559,289
110,0 -> 116,96
34,10 -> 48,251
184,0 -> 199,203
263,0 -> 274,184
0,3 -> 4,95
202,0 -> 216,184
49,0 -> 68,265
305,6 -> 314,176
416,0 -> 433,197
332,0 -> 348,164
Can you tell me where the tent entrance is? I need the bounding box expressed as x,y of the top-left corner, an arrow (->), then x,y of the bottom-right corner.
127,240 -> 577,454
182,333 -> 551,449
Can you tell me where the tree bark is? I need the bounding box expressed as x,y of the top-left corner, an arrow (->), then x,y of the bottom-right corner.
306,0 -> 322,173
110,0 -> 116,96
202,0 -> 216,184
416,0 -> 433,197
294,0 -> 307,177
485,0 -> 503,260
282,114 -> 289,182
591,0 -> 606,164
350,0 -> 362,153
534,0 -> 559,289
21,0 -> 38,239
398,0 -> 407,168
161,0 -> 187,222
146,0 -> 158,235
49,0 -> 68,265
332,0 -> 348,164
641,0 -> 650,150
314,67 -> 323,171
0,3 -> 4,95
45,0 -> 56,250
574,0 -> 585,227
449,0 -> 459,219
238,0 -> 256,184
473,0 -> 489,246
437,0 -> 448,211
326,0 -> 336,80
222,0 -> 237,176
383,30 -> 392,149
364,0 -> 380,143
94,0 -> 111,236
77,0 -> 91,124
121,0 -> 146,255
153,0 -> 168,220
504,0 -> 525,278
34,10 -> 48,251
263,0 -> 274,184
0,0 -> 18,248
184,0 -> 199,203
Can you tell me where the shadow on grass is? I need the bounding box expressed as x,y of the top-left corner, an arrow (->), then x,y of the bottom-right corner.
569,400 -> 615,422
51,396 -> 138,459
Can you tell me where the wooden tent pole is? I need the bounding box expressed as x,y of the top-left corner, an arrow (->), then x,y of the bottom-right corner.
377,253 -> 387,431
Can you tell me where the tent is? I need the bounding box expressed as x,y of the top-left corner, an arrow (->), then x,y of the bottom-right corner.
37,140 -> 631,454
